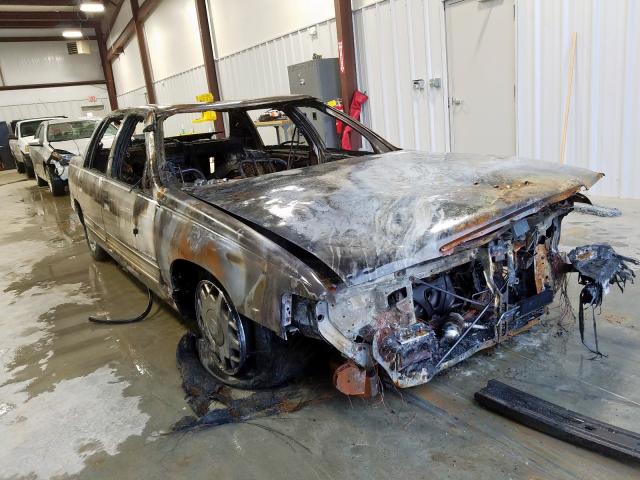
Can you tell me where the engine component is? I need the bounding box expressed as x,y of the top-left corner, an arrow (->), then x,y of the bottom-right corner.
441,312 -> 465,343
412,274 -> 455,321
375,323 -> 440,372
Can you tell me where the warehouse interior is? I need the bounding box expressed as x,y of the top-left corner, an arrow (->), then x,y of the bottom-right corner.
1,1 -> 639,479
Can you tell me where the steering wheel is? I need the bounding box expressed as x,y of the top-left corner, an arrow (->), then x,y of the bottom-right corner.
178,167 -> 206,183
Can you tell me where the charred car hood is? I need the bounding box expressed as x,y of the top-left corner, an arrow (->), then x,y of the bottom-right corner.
188,151 -> 603,286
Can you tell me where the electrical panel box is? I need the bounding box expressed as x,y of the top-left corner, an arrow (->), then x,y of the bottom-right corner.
288,58 -> 340,147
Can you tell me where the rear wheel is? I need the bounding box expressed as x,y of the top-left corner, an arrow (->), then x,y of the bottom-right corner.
16,161 -> 25,174
194,276 -> 309,389
25,163 -> 35,178
83,225 -> 109,261
36,174 -> 47,187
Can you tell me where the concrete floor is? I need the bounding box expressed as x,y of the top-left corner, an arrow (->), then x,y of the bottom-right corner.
1,169 -> 639,479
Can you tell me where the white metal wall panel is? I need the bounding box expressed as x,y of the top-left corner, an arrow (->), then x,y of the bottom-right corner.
153,66 -> 211,136
117,86 -> 147,108
216,19 -> 338,100
153,65 -> 208,106
0,97 -> 109,124
517,0 -> 640,198
353,0 -> 448,151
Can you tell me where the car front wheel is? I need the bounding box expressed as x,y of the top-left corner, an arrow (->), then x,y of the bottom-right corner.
47,167 -> 66,196
194,277 -> 309,389
83,225 -> 109,261
16,161 -> 25,174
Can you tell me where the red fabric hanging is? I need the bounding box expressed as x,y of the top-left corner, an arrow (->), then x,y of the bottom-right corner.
341,90 -> 368,150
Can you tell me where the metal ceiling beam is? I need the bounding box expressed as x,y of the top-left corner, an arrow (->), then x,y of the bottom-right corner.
0,12 -> 89,21
0,21 -> 95,28
130,0 -> 156,104
105,0 -> 160,61
0,1 -> 77,5
0,36 -> 97,42
0,79 -> 106,92
2,0 -> 78,7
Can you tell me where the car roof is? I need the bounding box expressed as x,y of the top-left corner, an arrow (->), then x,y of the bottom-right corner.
17,116 -> 64,125
109,94 -> 317,117
43,117 -> 100,126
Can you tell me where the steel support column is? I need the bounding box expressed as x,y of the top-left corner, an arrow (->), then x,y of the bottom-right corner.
130,0 -> 156,104
334,0 -> 358,108
95,25 -> 118,111
194,0 -> 224,133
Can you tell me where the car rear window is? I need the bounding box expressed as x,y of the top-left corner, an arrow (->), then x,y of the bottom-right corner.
19,120 -> 45,138
47,120 -> 100,142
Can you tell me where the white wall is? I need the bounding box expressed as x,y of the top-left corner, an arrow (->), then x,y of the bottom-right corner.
111,38 -> 146,97
0,84 -> 110,123
107,0 -> 133,47
208,0 -> 335,57
353,0 -> 448,151
517,0 -> 640,199
216,19 -> 338,100
0,40 -> 103,86
145,0 -> 204,81
0,40 -> 108,123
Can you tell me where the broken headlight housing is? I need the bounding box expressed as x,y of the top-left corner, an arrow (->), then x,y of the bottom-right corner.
50,150 -> 74,165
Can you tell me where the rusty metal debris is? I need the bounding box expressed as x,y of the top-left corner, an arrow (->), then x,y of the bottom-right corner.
475,380 -> 640,463
569,244 -> 638,357
333,361 -> 379,397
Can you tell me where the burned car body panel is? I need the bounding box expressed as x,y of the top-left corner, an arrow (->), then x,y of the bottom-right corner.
187,151 -> 602,286
68,96 -> 607,389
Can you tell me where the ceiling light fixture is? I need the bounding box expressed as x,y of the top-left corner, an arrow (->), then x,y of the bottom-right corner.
62,30 -> 83,39
80,2 -> 105,13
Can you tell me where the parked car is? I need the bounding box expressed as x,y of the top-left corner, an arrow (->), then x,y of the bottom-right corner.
0,121 -> 14,170
68,95 -> 603,391
9,116 -> 64,177
29,118 -> 110,196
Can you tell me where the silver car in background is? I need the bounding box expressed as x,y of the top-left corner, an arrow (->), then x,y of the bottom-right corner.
29,118 -> 112,196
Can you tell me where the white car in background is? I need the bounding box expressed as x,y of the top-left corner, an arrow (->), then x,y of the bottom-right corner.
9,116 -> 64,177
29,118 -> 114,196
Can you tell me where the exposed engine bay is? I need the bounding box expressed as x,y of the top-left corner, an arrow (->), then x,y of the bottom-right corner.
297,198 -> 635,390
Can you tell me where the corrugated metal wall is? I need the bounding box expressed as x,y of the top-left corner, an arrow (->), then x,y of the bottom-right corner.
353,0 -> 448,151
117,87 -> 147,108
517,0 -> 640,198
216,19 -> 338,99
153,65 -> 208,105
0,97 -> 110,123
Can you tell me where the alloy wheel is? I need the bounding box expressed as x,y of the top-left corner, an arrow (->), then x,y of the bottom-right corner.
195,280 -> 247,375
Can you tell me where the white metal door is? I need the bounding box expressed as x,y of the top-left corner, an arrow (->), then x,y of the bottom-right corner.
445,0 -> 515,156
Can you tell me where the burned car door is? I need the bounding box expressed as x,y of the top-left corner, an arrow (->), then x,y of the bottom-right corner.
73,118 -> 121,243
101,114 -> 161,283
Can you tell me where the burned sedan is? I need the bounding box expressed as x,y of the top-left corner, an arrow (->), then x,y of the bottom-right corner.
69,95 -> 605,392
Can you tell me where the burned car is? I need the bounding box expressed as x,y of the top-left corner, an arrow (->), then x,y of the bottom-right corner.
69,95 -> 605,392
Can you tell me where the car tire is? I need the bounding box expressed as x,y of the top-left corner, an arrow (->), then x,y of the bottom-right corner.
83,225 -> 109,261
194,276 -> 310,389
36,174 -> 47,187
25,164 -> 35,178
16,161 -> 25,174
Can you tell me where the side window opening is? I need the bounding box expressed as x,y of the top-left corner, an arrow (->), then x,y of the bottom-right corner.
112,116 -> 147,188
87,118 -> 121,174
